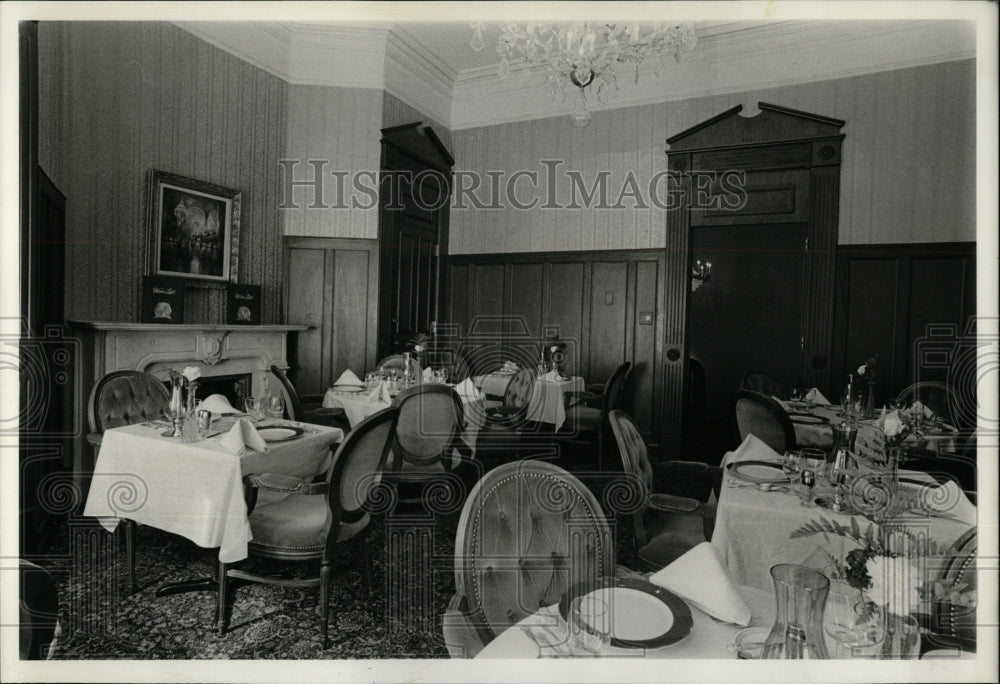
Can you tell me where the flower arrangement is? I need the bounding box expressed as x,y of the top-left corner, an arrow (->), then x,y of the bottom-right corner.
791,519 -> 975,657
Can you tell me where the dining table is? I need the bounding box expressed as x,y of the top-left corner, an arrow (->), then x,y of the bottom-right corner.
83,417 -> 344,571
711,436 -> 977,592
473,372 -> 585,432
784,400 -> 961,455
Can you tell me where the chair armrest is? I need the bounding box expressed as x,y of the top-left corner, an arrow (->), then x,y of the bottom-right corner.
442,593 -> 491,659
648,493 -> 716,519
86,432 -> 103,448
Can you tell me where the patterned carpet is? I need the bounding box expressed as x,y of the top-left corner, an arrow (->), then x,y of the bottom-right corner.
43,506 -> 460,659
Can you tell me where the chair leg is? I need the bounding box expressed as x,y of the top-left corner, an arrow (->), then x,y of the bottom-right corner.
320,560 -> 331,649
362,538 -> 374,598
216,561 -> 228,635
124,519 -> 137,594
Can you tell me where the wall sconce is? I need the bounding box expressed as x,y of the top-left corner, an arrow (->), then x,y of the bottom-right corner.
691,259 -> 712,292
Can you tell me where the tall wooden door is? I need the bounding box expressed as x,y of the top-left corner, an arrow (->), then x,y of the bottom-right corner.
377,123 -> 453,360
662,103 -> 844,457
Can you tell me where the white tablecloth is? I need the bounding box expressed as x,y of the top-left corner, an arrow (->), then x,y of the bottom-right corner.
83,420 -> 343,563
711,444 -> 976,590
473,374 -> 585,432
476,584 -> 773,659
791,404 -> 960,454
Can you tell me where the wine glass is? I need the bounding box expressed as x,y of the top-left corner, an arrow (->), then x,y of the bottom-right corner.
789,387 -> 803,408
438,368 -> 449,384
244,397 -> 266,423
824,582 -> 885,658
567,595 -> 612,655
782,450 -> 802,479
267,393 -> 285,420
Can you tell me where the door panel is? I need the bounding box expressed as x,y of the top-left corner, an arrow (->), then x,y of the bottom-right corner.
688,223 -> 807,420
589,262 -> 629,381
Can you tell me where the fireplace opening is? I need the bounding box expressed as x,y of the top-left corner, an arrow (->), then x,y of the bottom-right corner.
177,373 -> 252,411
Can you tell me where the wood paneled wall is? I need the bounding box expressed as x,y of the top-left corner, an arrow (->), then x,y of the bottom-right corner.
448,250 -> 664,434
38,21 -> 289,323
449,60 -> 975,254
831,242 -> 977,411
283,237 -> 379,396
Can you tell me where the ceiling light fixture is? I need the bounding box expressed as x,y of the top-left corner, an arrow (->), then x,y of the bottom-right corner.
471,22 -> 697,125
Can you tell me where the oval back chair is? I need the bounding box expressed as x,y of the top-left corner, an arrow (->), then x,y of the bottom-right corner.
740,372 -> 786,400
442,460 -> 614,658
560,361 -> 633,469
895,381 -> 960,426
218,406 -> 400,648
732,389 -> 797,455
269,364 -> 346,427
377,354 -> 421,379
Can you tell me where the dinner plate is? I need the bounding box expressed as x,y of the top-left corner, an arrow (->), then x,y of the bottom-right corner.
788,413 -> 829,425
332,384 -> 364,393
725,460 -> 789,485
558,577 -> 692,649
256,426 -> 305,442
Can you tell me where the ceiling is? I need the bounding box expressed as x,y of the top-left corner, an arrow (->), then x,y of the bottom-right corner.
177,19 -> 978,130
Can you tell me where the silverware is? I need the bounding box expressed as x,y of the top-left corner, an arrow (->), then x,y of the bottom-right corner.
727,479 -> 789,493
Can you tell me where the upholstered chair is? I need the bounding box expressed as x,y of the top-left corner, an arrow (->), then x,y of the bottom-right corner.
895,381 -> 960,426
217,406 -> 399,648
269,364 -> 346,428
919,528 -> 977,654
484,367 -> 535,426
740,372 -> 787,400
86,370 -> 171,594
442,460 -> 614,658
376,353 -> 421,379
19,560 -> 61,659
732,390 -> 797,455
608,410 -> 718,572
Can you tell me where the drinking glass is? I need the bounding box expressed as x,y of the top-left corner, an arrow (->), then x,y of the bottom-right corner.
267,393 -> 285,420
823,581 -> 884,658
798,448 -> 825,507
789,387 -> 803,407
244,397 -> 266,423
782,450 -> 802,480
568,595 -> 612,655
365,371 -> 380,390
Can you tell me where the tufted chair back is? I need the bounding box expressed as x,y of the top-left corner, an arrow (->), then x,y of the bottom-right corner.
392,384 -> 465,470
608,411 -> 654,541
932,528 -> 976,646
451,460 -> 613,649
733,390 -> 796,454
88,371 -> 171,433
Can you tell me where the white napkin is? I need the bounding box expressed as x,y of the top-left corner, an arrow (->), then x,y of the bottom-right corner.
367,380 -> 391,403
200,394 -> 238,415
422,367 -> 433,382
219,418 -> 269,455
454,377 -> 482,401
542,370 -> 561,382
729,434 -> 782,464
903,480 -> 977,525
650,542 -> 751,626
334,369 -> 364,387
909,401 -> 935,418
500,361 -> 519,373
805,387 -> 831,405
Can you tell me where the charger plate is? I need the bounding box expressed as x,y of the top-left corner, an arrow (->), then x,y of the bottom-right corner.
558,577 -> 692,649
256,426 -> 305,443
725,460 -> 789,485
788,412 -> 829,425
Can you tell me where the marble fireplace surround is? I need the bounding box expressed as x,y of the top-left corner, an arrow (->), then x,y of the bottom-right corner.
69,321 -> 309,479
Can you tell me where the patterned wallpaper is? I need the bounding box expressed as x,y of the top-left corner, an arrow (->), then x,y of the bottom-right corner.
281,85 -> 383,240
38,21 -> 289,323
450,60 -> 976,254
382,92 -> 453,153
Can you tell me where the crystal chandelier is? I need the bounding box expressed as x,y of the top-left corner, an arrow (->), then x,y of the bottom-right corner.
471,22 -> 697,127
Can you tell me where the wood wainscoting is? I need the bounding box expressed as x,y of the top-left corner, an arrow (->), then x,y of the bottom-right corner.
831,242 -> 977,413
447,249 -> 665,437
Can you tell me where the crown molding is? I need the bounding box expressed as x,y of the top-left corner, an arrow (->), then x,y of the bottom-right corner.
448,20 -> 976,129
384,27 -> 455,128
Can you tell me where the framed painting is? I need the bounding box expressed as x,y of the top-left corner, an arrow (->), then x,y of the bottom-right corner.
146,169 -> 241,284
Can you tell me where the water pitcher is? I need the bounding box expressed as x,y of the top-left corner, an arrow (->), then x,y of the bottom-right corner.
761,564 -> 831,659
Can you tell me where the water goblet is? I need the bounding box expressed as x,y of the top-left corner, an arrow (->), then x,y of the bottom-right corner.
823,581 -> 884,659
567,595 -> 612,655
267,393 -> 285,420
244,397 -> 266,423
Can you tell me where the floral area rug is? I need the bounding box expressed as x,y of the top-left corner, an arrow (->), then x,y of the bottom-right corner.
43,507 -> 460,659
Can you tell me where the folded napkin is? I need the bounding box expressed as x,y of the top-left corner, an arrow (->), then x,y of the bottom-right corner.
500,361 -> 519,373
367,380 -> 391,403
422,367 -> 433,382
219,418 -> 269,455
334,369 -> 364,387
650,542 -> 751,626
542,370 -> 562,382
729,433 -> 782,465
454,377 -> 482,401
805,387 -> 831,405
903,480 -> 977,525
200,394 -> 238,415
909,401 -> 935,418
